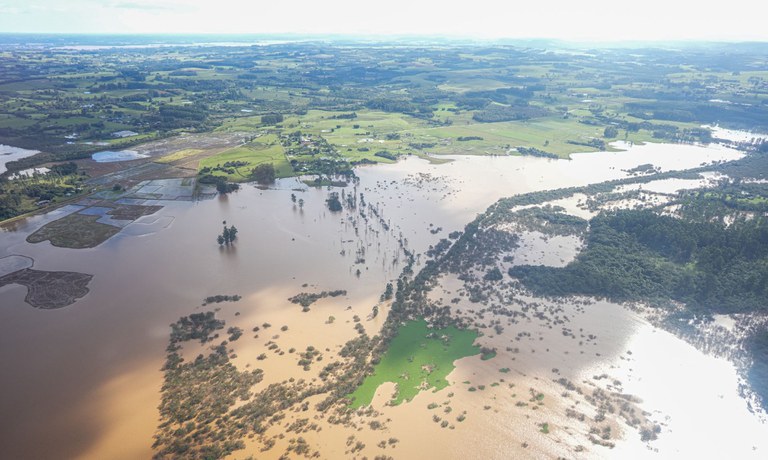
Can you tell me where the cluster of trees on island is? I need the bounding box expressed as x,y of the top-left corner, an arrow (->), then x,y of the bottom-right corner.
199,162 -> 276,197
217,221 -> 238,246
516,146 -> 559,159
326,192 -> 343,212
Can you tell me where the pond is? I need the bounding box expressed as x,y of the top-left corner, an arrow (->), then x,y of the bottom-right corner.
91,150 -> 149,162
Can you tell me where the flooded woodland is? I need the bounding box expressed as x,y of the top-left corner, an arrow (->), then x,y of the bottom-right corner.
2,139 -> 766,459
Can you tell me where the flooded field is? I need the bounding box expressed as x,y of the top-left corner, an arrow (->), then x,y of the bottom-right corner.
0,140 -> 762,459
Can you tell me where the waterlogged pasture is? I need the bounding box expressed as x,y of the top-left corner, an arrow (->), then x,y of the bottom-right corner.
349,320 -> 480,407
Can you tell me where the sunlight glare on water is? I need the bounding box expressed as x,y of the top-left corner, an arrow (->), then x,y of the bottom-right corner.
601,324 -> 767,459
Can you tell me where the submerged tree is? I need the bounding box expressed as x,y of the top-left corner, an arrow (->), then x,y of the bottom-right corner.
218,224 -> 239,246
216,180 -> 239,194
380,282 -> 394,302
326,192 -> 342,212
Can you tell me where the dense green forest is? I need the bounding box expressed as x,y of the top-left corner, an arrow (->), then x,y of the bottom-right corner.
510,207 -> 768,313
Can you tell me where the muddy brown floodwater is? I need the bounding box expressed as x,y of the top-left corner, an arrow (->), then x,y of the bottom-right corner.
0,141 -> 760,459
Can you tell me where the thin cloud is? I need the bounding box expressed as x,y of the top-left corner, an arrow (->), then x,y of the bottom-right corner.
0,0 -> 766,41
111,1 -> 179,11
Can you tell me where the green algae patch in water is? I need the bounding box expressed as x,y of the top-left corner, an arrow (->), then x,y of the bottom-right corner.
348,320 -> 480,408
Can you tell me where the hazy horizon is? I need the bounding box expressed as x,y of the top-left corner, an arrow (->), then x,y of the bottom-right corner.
1,32 -> 767,50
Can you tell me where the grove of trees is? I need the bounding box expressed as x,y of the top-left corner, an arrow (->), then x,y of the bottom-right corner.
251,163 -> 276,184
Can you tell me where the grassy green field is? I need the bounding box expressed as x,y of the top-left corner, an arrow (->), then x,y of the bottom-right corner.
407,117 -> 610,157
306,111 -> 424,163
215,115 -> 267,133
224,109 -> 656,162
219,110 -> 438,164
249,109 -> 684,161
316,111 -> 674,159
348,320 -> 480,408
198,134 -> 293,181
154,148 -> 204,164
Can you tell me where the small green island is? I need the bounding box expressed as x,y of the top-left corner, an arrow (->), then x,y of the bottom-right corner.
348,319 -> 480,407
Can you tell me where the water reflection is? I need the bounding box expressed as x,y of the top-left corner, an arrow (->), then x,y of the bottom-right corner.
0,144 -> 40,174
600,324 -> 768,458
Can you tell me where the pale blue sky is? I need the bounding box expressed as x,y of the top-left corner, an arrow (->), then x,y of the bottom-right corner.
0,0 -> 766,42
